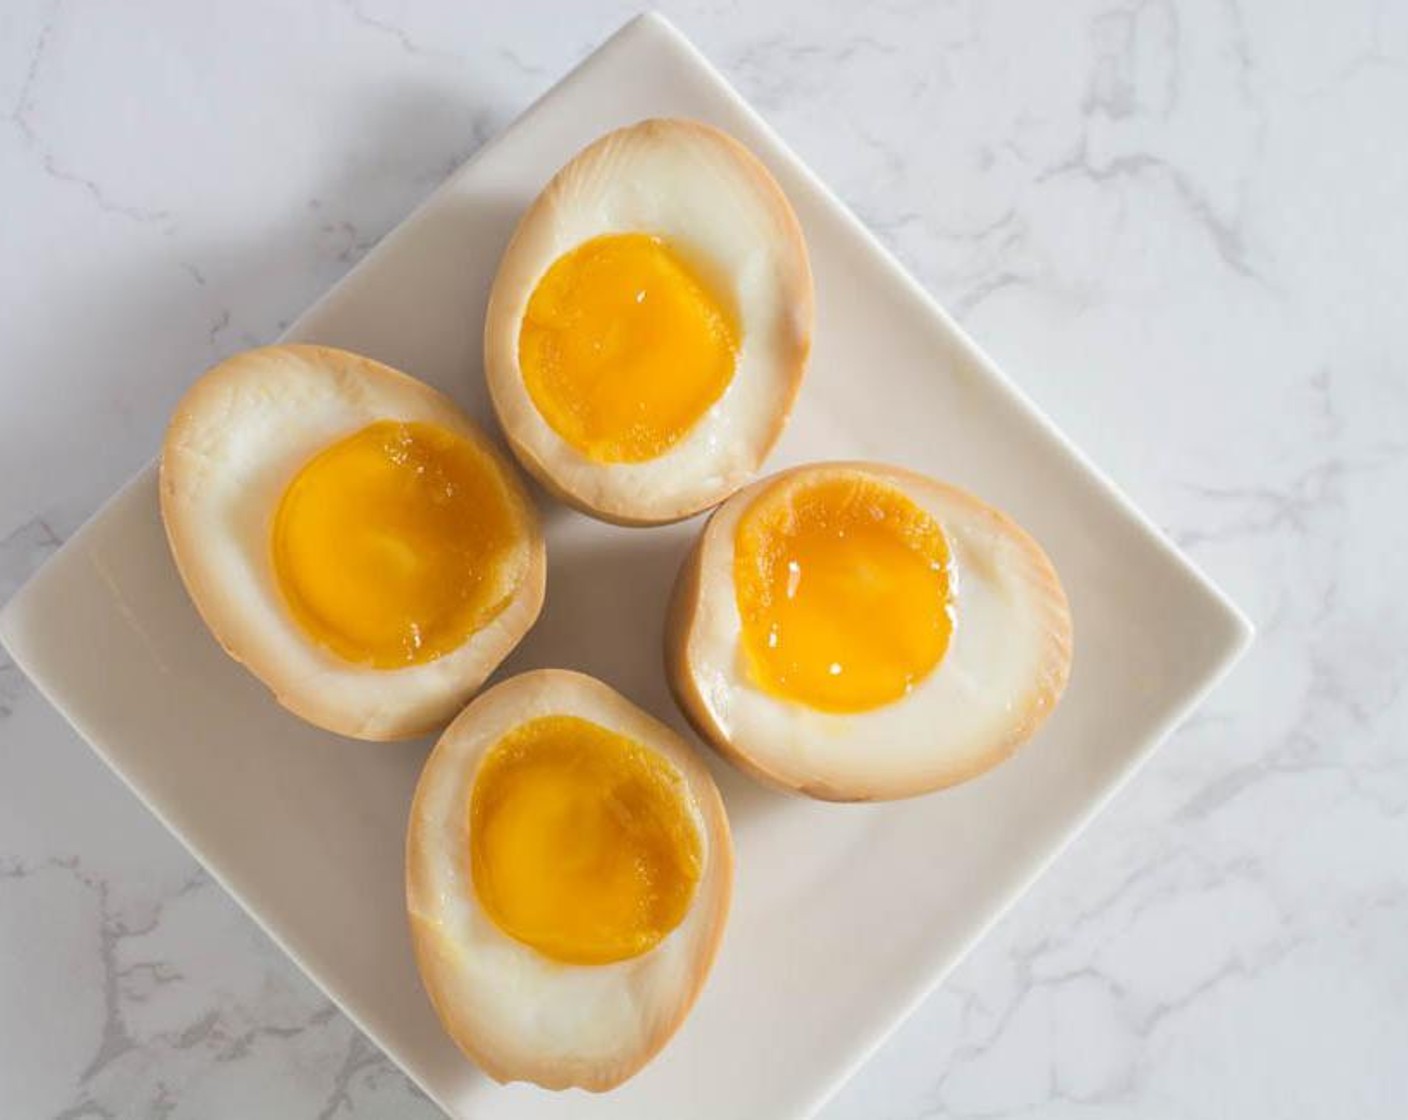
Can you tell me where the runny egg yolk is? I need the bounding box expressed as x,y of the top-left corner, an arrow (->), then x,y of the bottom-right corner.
518,232 -> 740,463
734,474 -> 954,713
470,715 -> 703,966
272,420 -> 521,668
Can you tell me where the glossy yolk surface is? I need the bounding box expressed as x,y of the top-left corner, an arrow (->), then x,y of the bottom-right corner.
734,473 -> 954,713
272,420 -> 522,668
518,232 -> 739,463
470,715 -> 703,965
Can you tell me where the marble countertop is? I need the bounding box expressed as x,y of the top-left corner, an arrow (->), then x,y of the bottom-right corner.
2,1 -> 1405,1117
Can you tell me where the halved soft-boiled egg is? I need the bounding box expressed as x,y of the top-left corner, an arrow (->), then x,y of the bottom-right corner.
484,118 -> 813,525
666,462 -> 1072,801
160,345 -> 544,740
407,669 -> 732,1091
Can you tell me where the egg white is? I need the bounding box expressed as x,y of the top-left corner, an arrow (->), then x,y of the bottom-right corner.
406,669 -> 733,1092
160,345 -> 545,740
668,463 -> 1073,801
485,118 -> 813,525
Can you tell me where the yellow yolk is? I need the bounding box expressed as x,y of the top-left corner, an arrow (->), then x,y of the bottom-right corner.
734,474 -> 954,713
470,715 -> 703,966
518,232 -> 739,463
272,420 -> 522,668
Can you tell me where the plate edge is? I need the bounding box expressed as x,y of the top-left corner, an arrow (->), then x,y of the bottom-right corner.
795,620 -> 1253,1118
645,13 -> 1254,647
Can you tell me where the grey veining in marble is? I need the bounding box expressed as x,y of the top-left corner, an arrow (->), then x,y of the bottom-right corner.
2,1 -> 1406,1117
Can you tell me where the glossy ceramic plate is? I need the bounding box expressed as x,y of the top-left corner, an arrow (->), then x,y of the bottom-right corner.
0,14 -> 1252,1119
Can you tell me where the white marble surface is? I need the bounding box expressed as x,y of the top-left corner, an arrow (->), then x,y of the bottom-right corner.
1,1 -> 1405,1116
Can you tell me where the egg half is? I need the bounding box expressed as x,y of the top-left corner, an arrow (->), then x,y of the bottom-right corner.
160,345 -> 545,740
406,669 -> 733,1091
485,118 -> 813,525
666,462 -> 1072,800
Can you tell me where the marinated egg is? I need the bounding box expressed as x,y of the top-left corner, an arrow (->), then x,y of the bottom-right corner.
667,462 -> 1072,800
407,669 -> 733,1091
160,345 -> 544,740
485,118 -> 813,525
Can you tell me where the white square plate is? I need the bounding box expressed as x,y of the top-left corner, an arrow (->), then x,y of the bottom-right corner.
0,14 -> 1251,1119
